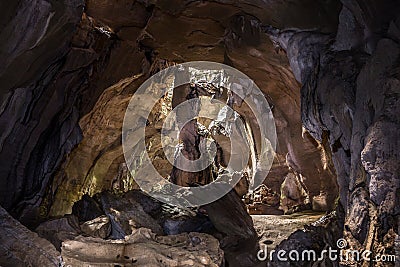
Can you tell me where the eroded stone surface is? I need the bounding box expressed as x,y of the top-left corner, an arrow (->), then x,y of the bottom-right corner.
0,206 -> 61,266
252,211 -> 325,249
267,0 -> 400,263
80,215 -> 111,239
61,228 -> 224,267
0,0 -> 340,222
99,191 -> 164,237
36,214 -> 82,250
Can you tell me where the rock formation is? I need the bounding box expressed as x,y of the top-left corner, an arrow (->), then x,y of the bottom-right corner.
0,206 -> 61,266
62,228 -> 224,266
0,0 -> 398,266
266,0 -> 400,264
0,0 -> 340,224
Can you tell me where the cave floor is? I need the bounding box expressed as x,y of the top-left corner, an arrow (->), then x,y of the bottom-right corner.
252,211 -> 325,248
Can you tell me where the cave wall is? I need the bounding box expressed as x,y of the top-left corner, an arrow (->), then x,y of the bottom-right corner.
0,0 -> 86,223
268,0 -> 400,260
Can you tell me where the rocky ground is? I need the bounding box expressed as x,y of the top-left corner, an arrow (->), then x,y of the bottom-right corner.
0,188 -> 329,266
252,211 -> 325,249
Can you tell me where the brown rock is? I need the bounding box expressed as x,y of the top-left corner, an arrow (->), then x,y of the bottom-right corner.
99,191 -> 163,238
80,215 -> 111,239
0,206 -> 60,266
36,215 -> 81,250
204,189 -> 259,267
279,172 -> 310,214
61,228 -> 224,266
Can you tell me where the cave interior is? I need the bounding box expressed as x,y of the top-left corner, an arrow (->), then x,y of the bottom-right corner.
0,0 -> 399,266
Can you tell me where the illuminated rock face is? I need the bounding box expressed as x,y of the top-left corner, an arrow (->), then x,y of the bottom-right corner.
0,0 -> 398,266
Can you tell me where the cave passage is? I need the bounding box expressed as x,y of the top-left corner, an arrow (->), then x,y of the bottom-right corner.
0,0 -> 399,267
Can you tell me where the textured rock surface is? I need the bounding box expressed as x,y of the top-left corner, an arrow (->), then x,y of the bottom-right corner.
279,172 -> 311,214
61,228 -> 224,266
0,0 -> 85,226
267,0 -> 400,264
252,211 -> 325,249
72,194 -> 104,222
71,189 -> 215,237
36,214 -> 82,250
1,0 -> 399,266
0,0 -> 340,223
255,211 -> 342,266
244,184 -> 283,215
204,189 -> 259,266
99,190 -> 164,237
0,206 -> 60,266
80,215 -> 111,239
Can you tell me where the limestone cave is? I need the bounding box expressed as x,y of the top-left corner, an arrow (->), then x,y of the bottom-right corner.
0,0 -> 399,266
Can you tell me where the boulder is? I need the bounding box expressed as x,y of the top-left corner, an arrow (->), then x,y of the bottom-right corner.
36,214 -> 81,250
99,191 -> 163,238
80,215 -> 111,239
72,194 -> 104,222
